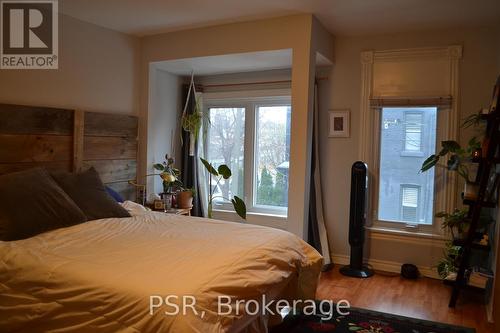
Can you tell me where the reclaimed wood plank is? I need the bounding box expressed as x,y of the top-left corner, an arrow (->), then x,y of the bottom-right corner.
82,159 -> 137,183
0,104 -> 73,135
0,161 -> 71,175
73,110 -> 84,172
83,136 -> 137,160
0,134 -> 72,163
84,112 -> 138,138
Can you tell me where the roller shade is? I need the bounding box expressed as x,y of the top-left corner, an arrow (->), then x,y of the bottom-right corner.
370,96 -> 452,108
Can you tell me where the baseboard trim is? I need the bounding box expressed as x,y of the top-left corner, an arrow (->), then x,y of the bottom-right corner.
331,254 -> 441,280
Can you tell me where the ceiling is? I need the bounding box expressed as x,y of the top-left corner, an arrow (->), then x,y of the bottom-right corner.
60,0 -> 500,37
153,50 -> 292,76
153,50 -> 331,76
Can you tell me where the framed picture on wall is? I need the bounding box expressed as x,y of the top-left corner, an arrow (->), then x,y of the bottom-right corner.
329,110 -> 350,137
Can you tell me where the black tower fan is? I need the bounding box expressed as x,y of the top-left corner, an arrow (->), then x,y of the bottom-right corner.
340,161 -> 374,278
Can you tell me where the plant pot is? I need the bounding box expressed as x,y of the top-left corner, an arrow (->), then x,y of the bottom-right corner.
177,191 -> 193,209
160,192 -> 173,210
463,182 -> 479,201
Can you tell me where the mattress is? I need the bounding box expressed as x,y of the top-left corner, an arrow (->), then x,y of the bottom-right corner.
0,212 -> 322,332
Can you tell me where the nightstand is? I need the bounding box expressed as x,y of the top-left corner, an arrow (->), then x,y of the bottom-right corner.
164,207 -> 192,216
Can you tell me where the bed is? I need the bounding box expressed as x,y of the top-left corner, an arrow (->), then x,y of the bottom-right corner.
0,104 -> 323,332
0,211 -> 322,332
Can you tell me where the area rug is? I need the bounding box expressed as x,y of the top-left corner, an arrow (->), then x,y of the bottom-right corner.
270,301 -> 475,333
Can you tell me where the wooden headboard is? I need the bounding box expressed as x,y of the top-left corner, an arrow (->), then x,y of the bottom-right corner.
0,104 -> 138,200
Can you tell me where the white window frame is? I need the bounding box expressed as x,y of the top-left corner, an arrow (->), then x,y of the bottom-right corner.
204,95 -> 291,217
359,46 -> 462,238
372,106 -> 441,234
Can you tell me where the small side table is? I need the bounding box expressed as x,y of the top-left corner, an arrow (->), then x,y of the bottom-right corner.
164,207 -> 192,216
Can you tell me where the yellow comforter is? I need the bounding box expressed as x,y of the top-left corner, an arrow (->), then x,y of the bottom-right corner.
0,212 -> 322,332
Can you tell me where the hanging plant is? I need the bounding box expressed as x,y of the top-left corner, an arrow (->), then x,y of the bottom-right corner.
181,97 -> 203,140
181,74 -> 209,156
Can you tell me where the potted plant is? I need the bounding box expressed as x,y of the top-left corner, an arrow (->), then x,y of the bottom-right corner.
149,154 -> 184,209
435,209 -> 470,240
200,158 -> 246,220
177,188 -> 195,209
421,137 -> 481,200
437,242 -> 461,280
152,154 -> 183,194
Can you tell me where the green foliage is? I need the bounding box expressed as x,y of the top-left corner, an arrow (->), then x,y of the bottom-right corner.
200,157 -> 218,176
200,157 -> 246,220
257,168 -> 273,204
462,111 -> 486,129
420,137 -> 481,182
149,154 -> 184,194
435,209 -> 469,239
231,196 -> 246,220
153,163 -> 165,171
217,165 -> 232,179
437,242 -> 461,279
256,168 -> 287,207
181,97 -> 209,146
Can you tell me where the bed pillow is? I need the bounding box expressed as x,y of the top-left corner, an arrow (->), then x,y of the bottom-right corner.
51,167 -> 131,220
105,186 -> 124,203
0,168 -> 87,241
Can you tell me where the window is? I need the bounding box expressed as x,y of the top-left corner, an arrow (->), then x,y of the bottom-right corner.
255,105 -> 291,208
377,107 -> 437,226
206,107 -> 245,201
404,112 -> 423,152
400,185 -> 420,222
205,97 -> 291,215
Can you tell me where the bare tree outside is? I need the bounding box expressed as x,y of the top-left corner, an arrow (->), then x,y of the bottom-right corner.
205,103 -> 291,209
207,107 -> 245,201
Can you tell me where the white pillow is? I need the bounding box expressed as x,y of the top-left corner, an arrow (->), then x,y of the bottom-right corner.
120,201 -> 150,216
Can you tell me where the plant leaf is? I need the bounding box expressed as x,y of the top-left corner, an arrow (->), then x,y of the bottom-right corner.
420,155 -> 439,172
435,211 -> 448,218
231,196 -> 246,220
447,154 -> 460,171
441,140 -> 461,153
153,163 -> 165,171
200,158 -> 218,176
218,165 -> 232,179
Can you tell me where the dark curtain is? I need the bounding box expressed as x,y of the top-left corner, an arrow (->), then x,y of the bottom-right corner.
181,83 -> 203,217
308,81 -> 333,271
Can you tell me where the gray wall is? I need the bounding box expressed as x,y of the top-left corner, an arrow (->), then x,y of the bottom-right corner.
318,25 -> 500,272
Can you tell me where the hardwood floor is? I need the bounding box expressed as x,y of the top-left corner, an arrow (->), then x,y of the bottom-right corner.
316,267 -> 494,333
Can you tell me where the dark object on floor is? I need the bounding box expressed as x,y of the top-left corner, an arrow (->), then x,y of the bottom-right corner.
270,301 -> 475,333
340,161 -> 374,278
401,263 -> 420,279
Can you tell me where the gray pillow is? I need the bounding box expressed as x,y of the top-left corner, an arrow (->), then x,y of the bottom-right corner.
51,167 -> 131,220
0,168 -> 87,241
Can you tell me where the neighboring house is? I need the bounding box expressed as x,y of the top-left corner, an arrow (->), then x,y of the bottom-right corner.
378,107 -> 437,225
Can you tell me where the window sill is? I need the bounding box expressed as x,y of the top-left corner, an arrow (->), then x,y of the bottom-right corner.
213,209 -> 287,219
400,151 -> 425,157
212,209 -> 287,230
366,226 -> 447,241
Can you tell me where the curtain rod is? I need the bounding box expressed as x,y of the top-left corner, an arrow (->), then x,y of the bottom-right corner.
198,76 -> 328,89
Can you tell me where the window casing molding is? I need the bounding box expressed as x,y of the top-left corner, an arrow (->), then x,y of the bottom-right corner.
359,46 -> 462,237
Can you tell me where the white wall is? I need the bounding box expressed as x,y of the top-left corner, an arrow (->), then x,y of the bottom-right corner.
140,15 -> 334,238
319,25 -> 500,275
0,14 -> 140,114
146,66 -> 183,196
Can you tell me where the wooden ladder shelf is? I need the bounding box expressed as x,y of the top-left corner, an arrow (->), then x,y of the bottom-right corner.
449,76 -> 500,307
